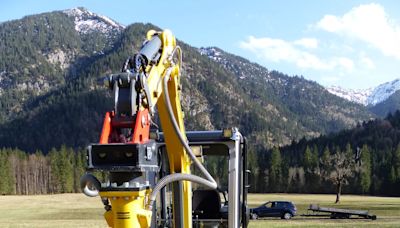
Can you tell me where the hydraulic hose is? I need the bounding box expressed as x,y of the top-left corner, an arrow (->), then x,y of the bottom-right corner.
80,173 -> 101,197
146,61 -> 217,210
162,68 -> 217,185
147,173 -> 217,210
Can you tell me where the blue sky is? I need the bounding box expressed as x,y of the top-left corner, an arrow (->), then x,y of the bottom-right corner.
1,0 -> 400,89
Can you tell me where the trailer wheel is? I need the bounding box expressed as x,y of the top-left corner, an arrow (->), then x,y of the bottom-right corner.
251,213 -> 258,220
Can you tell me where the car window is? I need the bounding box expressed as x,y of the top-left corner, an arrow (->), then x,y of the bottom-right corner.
261,201 -> 293,208
264,202 -> 272,208
278,202 -> 285,208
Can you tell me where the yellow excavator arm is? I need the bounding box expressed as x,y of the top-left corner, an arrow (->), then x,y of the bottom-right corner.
145,29 -> 193,227
80,29 -> 247,228
80,29 -> 202,228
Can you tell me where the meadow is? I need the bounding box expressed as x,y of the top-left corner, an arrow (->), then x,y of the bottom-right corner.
0,193 -> 399,227
248,194 -> 400,227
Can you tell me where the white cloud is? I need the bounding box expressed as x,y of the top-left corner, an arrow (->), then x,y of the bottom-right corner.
316,3 -> 400,60
240,36 -> 353,71
359,53 -> 375,69
316,15 -> 343,32
336,57 -> 354,71
239,36 -> 296,62
294,38 -> 318,49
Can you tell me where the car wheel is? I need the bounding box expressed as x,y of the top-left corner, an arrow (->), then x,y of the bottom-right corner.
251,213 -> 258,220
282,212 -> 292,220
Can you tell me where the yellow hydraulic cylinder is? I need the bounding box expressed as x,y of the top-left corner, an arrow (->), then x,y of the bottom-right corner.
99,190 -> 152,228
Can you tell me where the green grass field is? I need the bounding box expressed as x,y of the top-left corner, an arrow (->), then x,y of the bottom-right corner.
0,193 -> 399,227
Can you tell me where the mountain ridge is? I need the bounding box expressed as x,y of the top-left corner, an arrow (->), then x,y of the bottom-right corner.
0,9 -> 374,153
63,7 -> 125,35
326,78 -> 400,106
198,47 -> 373,134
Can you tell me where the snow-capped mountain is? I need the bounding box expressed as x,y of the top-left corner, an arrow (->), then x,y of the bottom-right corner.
367,79 -> 400,105
326,79 -> 400,106
326,86 -> 373,106
199,47 -> 223,61
63,7 -> 125,34
200,47 -> 400,107
199,47 -> 271,81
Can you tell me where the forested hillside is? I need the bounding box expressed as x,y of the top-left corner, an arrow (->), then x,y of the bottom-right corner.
0,9 -> 374,154
369,90 -> 400,117
248,111 -> 400,196
1,111 -> 399,195
200,47 -> 372,135
0,8 -> 122,123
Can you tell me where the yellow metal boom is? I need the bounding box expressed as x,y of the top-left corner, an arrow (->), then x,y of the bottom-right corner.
79,29 -> 245,228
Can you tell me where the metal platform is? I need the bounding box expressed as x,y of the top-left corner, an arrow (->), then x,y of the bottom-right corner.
156,129 -> 249,227
305,204 -> 377,220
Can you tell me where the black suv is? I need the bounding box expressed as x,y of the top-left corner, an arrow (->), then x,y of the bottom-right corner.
250,201 -> 296,220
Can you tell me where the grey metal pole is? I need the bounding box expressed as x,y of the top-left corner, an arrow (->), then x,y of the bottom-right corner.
228,129 -> 242,228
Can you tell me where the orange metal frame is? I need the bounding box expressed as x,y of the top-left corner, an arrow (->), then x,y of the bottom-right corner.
99,110 -> 150,145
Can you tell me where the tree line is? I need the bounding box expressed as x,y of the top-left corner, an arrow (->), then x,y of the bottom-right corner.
2,110 -> 400,198
0,146 -> 86,195
247,110 -> 400,197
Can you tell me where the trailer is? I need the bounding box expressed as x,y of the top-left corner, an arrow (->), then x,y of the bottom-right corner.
305,204 -> 377,220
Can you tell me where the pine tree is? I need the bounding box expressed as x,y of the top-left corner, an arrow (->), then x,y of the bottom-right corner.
389,166 -> 397,184
74,149 -> 86,193
394,143 -> 400,180
59,146 -> 74,193
304,145 -> 321,192
359,145 -> 371,194
303,146 -> 312,170
49,147 -> 61,193
247,149 -> 259,193
311,145 -> 319,168
320,147 -> 330,170
49,146 -> 75,193
269,147 -> 282,192
0,149 -> 14,194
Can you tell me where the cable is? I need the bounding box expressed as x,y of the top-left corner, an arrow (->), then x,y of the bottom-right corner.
162,72 -> 217,185
146,57 -> 217,210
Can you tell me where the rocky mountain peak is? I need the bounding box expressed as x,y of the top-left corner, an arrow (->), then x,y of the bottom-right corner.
367,79 -> 400,105
62,7 -> 125,34
326,78 -> 400,106
326,86 -> 373,106
198,47 -> 269,81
